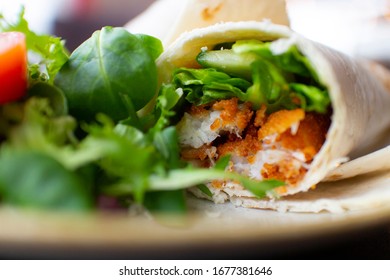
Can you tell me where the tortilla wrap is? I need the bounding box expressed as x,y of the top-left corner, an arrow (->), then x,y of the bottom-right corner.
156,21 -> 390,212
125,0 -> 289,47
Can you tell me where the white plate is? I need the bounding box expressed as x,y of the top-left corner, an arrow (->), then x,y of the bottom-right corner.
0,174 -> 389,258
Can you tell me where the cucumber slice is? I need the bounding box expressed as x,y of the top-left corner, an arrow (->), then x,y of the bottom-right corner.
196,49 -> 257,80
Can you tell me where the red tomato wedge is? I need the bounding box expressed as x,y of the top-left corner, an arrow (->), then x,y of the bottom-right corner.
0,32 -> 28,104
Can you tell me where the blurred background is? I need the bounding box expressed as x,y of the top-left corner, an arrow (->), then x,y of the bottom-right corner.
0,0 -> 389,66
0,0 -> 154,51
287,0 -> 390,66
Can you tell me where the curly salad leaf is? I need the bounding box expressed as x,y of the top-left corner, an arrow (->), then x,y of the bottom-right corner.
165,39 -> 330,114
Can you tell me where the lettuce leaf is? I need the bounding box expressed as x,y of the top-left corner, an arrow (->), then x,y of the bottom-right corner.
232,40 -> 314,78
54,27 -> 163,123
0,150 -> 93,211
173,68 -> 250,105
290,83 -> 330,114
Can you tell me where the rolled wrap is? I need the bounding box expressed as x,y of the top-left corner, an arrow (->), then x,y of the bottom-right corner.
156,21 -> 390,212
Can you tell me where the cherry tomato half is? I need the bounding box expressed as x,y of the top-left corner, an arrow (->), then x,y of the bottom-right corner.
0,32 -> 28,104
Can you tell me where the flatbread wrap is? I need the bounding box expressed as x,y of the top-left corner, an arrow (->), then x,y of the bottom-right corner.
125,0 -> 289,47
155,21 -> 390,212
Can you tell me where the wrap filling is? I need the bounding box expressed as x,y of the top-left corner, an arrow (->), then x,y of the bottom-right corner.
161,39 -> 332,195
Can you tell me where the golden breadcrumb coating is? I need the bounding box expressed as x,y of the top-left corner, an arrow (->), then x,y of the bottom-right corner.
178,98 -> 331,186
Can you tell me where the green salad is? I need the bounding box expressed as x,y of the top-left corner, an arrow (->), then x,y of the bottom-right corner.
0,10 -> 287,214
